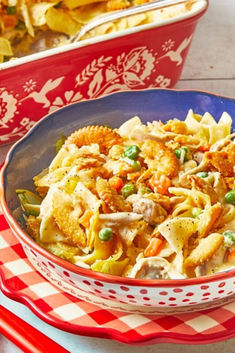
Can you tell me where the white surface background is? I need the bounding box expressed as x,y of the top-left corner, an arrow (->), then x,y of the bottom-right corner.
1,0 -> 235,351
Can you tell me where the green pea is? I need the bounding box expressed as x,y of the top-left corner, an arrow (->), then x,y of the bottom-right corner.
223,230 -> 235,243
139,186 -> 152,195
124,145 -> 141,160
174,147 -> 189,162
196,172 -> 209,178
121,183 -> 137,198
225,190 -> 235,205
99,228 -> 113,242
121,157 -> 141,171
7,6 -> 16,14
192,207 -> 203,218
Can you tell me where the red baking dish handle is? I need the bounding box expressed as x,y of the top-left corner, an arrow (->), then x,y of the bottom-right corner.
0,305 -> 70,353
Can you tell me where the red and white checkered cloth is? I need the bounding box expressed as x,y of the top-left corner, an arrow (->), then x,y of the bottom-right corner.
0,210 -> 235,345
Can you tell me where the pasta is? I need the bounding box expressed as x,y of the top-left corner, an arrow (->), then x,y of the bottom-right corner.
16,109 -> 235,279
0,0 -> 196,63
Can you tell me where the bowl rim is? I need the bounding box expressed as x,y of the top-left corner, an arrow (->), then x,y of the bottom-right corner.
0,0 -> 208,71
1,87 -> 235,288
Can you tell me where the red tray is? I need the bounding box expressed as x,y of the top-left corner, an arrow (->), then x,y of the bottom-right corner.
1,209 -> 235,346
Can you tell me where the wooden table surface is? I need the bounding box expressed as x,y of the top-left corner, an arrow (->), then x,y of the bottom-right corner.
1,0 -> 235,351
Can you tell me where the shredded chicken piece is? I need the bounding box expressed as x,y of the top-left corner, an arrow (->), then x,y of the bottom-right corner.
132,197 -> 167,225
96,178 -> 131,212
142,139 -> 179,178
130,257 -> 171,279
99,212 -> 143,224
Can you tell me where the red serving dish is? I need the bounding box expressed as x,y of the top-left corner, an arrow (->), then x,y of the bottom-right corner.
0,1 -> 208,146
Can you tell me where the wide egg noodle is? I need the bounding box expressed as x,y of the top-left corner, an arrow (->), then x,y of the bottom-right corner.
19,0 -> 35,37
208,112 -> 232,145
90,236 -> 128,276
71,3 -> 107,24
0,37 -> 13,57
185,109 -> 233,145
29,2 -> 57,27
64,0 -> 106,10
45,7 -> 81,36
169,187 -> 211,209
34,167 -> 71,189
73,208 -> 117,265
158,217 -> 198,255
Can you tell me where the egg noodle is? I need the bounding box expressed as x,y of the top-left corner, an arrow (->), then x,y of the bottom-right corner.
16,110 -> 235,279
0,0 -> 195,62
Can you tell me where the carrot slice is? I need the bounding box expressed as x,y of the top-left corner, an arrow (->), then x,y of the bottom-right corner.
144,238 -> 163,257
149,173 -> 171,195
198,144 -> 211,152
109,176 -> 124,193
3,15 -> 17,28
79,210 -> 93,229
227,248 -> 235,264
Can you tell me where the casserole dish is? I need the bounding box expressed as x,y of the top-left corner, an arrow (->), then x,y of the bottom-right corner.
0,0 -> 208,146
1,88 -> 234,314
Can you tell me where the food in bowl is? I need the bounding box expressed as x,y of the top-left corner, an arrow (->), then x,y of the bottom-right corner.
15,109 -> 235,280
0,0 -> 200,62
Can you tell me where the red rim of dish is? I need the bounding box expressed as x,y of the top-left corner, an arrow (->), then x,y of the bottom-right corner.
1,87 -> 235,288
